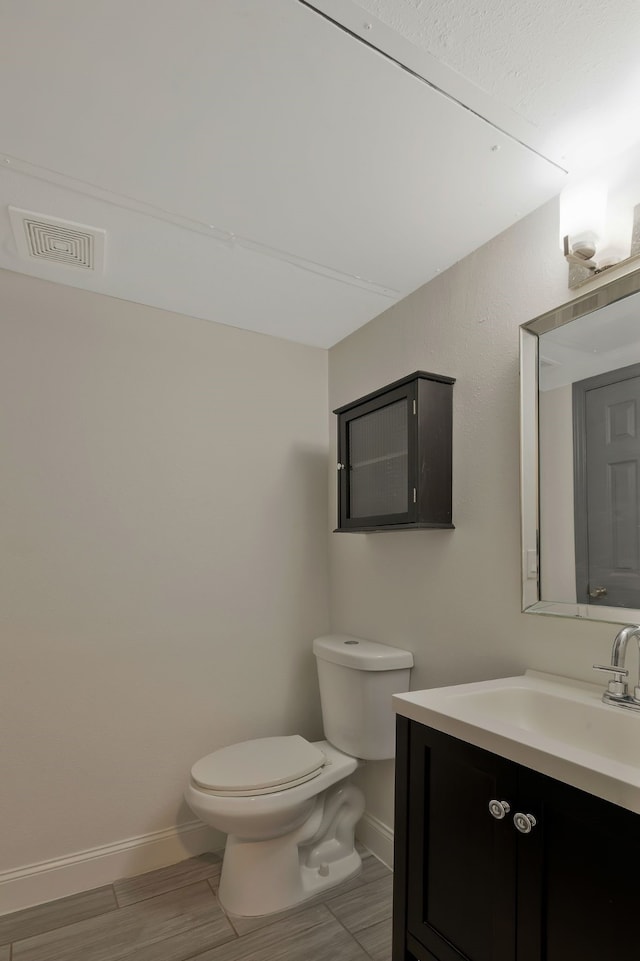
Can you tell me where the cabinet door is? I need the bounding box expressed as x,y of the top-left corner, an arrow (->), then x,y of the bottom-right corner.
407,725 -> 518,961
338,382 -> 417,529
516,767 -> 640,961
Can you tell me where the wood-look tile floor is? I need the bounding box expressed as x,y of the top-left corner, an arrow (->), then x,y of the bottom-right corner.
0,846 -> 392,961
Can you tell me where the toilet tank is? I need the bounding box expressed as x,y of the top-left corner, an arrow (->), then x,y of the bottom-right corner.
313,635 -> 413,760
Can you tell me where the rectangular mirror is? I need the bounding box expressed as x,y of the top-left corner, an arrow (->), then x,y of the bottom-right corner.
521,269 -> 640,624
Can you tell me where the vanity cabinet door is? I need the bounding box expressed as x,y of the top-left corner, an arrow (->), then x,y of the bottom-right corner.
516,768 -> 640,961
395,720 -> 640,961
405,724 -> 518,961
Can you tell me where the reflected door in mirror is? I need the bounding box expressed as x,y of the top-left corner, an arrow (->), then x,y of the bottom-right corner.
574,365 -> 640,607
521,268 -> 640,624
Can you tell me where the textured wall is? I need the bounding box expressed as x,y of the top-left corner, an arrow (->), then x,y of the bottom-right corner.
0,269 -> 329,872
328,197 -> 620,829
539,385 -> 576,601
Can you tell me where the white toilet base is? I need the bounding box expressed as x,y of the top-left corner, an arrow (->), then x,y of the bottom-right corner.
218,782 -> 365,917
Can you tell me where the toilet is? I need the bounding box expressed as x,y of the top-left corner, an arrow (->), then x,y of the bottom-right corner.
184,634 -> 413,917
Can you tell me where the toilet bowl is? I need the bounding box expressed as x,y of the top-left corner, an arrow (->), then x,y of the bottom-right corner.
185,634 -> 413,917
185,738 -> 363,916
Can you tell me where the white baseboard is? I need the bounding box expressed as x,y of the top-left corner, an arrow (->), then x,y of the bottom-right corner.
356,811 -> 394,869
0,820 -> 225,916
1,813 -> 390,917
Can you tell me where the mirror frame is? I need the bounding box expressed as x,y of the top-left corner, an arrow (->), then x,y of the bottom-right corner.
520,268 -> 640,625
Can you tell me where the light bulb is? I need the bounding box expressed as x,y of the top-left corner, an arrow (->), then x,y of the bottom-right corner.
559,179 -> 608,257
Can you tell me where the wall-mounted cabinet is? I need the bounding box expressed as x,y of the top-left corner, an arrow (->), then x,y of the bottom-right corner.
334,371 -> 454,532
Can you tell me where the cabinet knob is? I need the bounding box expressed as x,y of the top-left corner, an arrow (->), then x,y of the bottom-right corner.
488,799 -> 511,820
337,463 -> 345,470
513,812 -> 537,834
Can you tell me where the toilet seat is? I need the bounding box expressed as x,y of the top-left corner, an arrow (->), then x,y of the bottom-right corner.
191,735 -> 327,797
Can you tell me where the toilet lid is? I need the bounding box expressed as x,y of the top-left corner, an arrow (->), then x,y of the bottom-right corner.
191,735 -> 326,795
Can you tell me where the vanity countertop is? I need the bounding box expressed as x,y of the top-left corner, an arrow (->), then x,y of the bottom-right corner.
393,670 -> 640,815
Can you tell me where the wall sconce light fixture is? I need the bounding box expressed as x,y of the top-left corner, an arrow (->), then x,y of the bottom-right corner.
560,175 -> 640,289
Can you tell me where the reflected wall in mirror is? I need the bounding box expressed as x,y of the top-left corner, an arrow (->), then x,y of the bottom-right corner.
521,269 -> 640,625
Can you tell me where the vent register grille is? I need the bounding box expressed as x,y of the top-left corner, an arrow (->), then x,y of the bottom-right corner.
24,218 -> 94,268
8,207 -> 105,272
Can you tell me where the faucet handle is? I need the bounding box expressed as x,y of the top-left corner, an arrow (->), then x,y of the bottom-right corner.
593,664 -> 629,676
593,663 -> 629,696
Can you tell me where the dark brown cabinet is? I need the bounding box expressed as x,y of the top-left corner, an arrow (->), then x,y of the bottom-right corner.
334,371 -> 454,532
393,717 -> 640,961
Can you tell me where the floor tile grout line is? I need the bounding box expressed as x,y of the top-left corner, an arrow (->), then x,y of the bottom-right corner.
207,865 -> 393,940
108,883 -> 117,913
11,912 -> 239,961
323,875 -> 393,936
208,879 -> 241,939
0,887 -> 119,951
208,903 -> 350,959
217,897 -> 333,942
4,855 -> 392,961
351,920 -> 391,961
167,924 -> 239,961
6,881 -> 226,956
142,915 -> 239,958
111,854 -> 221,906
113,871 -> 221,909
7,903 -> 389,961
209,880 -> 381,945
322,901 -> 377,958
175,941 -> 235,961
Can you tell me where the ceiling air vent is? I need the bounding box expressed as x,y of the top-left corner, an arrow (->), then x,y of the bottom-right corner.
8,207 -> 105,272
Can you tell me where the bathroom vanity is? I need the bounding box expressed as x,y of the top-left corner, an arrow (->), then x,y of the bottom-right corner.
392,673 -> 640,961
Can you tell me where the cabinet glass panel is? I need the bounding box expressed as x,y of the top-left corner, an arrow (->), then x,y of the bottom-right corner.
348,399 -> 408,518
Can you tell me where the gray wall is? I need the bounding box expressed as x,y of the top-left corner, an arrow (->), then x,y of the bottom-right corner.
0,268 -> 329,873
328,198 -> 619,829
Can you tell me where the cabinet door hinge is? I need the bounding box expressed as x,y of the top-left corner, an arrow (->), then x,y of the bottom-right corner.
413,487 -> 417,503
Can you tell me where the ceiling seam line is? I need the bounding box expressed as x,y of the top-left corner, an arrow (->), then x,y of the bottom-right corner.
0,152 -> 399,298
297,0 -> 568,175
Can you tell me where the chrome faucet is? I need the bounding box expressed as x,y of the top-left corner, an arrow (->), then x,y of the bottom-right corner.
593,625 -> 640,712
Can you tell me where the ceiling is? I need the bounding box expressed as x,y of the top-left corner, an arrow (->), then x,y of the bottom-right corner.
540,287 -> 640,390
1,0 -> 639,347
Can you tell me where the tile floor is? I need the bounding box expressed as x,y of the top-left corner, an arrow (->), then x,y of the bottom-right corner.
0,845 -> 392,961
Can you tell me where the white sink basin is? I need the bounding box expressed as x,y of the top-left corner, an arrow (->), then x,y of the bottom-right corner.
445,684 -> 640,766
393,670 -> 640,814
